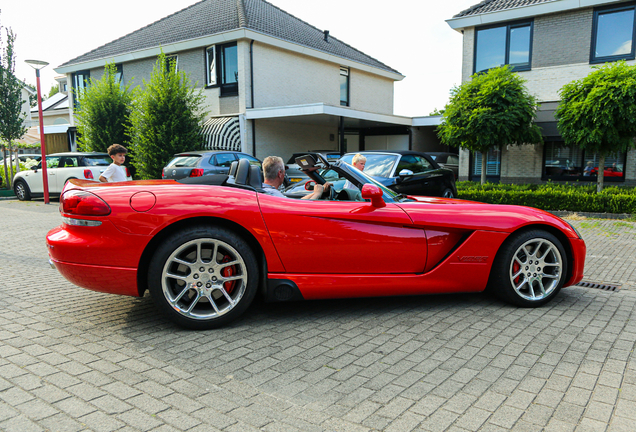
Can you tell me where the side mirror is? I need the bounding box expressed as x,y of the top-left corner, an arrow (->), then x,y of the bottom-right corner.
399,169 -> 413,177
361,184 -> 386,208
305,180 -> 315,191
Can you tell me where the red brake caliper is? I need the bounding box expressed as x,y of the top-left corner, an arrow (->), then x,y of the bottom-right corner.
512,261 -> 521,284
221,255 -> 236,294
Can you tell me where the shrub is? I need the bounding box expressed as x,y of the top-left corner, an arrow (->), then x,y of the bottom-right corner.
457,182 -> 636,213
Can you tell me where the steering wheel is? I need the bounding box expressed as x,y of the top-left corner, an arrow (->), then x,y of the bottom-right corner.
323,184 -> 336,200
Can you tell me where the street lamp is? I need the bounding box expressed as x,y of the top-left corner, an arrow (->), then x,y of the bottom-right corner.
25,59 -> 50,204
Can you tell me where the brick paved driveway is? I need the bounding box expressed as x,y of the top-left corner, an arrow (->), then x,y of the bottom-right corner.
0,199 -> 635,432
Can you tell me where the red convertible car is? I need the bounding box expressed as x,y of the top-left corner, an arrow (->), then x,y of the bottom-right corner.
47,155 -> 586,329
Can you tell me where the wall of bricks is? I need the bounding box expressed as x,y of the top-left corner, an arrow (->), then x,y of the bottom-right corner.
459,5 -> 636,185
532,8 -> 593,68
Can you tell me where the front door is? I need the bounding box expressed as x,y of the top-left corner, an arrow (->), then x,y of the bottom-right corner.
257,194 -> 427,274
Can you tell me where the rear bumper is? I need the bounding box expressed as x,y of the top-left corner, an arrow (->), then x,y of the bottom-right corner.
49,257 -> 139,297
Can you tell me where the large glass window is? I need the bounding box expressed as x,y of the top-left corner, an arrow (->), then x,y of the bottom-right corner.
591,4 -> 636,63
474,21 -> 532,73
543,141 -> 626,181
71,70 -> 90,109
115,64 -> 123,84
340,67 -> 350,106
219,43 -> 238,96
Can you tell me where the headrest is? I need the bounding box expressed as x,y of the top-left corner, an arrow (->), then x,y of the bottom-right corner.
229,160 -> 238,177
234,158 -> 251,185
248,164 -> 263,190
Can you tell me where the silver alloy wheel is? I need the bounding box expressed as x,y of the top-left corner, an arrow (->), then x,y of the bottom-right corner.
509,238 -> 563,301
15,182 -> 27,200
442,188 -> 454,198
161,238 -> 248,320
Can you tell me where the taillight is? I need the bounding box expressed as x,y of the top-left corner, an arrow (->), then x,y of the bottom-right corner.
190,168 -> 204,177
126,167 -> 131,177
60,190 -> 111,216
162,168 -> 165,178
84,169 -> 94,180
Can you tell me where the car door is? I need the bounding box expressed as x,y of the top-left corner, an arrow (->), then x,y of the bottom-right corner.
23,156 -> 61,193
257,194 -> 427,275
209,153 -> 237,175
392,154 -> 439,197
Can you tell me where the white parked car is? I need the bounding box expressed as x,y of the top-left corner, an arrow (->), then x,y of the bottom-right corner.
13,152 -> 131,201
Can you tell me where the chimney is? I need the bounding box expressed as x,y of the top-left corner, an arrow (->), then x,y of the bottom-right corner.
323,30 -> 329,42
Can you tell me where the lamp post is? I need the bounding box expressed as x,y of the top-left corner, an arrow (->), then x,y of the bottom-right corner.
25,59 -> 50,204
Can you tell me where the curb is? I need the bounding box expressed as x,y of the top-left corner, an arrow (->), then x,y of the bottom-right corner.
549,211 -> 634,220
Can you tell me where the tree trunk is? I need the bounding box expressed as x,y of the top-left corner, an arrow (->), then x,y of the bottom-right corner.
481,151 -> 487,185
597,154 -> 605,193
2,146 -> 9,189
13,146 -> 20,174
7,142 -> 14,185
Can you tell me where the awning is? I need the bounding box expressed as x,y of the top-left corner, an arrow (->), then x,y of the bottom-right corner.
201,116 -> 241,151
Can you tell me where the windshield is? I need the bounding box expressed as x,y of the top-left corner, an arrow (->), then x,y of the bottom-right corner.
340,153 -> 398,177
327,163 -> 402,200
166,155 -> 201,168
83,155 -> 112,166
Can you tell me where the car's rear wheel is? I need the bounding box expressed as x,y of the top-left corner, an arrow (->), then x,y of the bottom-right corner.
147,225 -> 258,329
442,188 -> 454,198
489,230 -> 566,307
14,180 -> 31,201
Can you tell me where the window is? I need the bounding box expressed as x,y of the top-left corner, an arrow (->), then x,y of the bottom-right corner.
340,67 -> 350,106
219,43 -> 238,96
206,46 -> 216,86
213,153 -> 236,168
165,55 -> 178,72
474,21 -> 532,73
591,4 -> 636,63
396,155 -> 433,174
543,141 -> 626,181
471,148 -> 501,179
71,70 -> 90,109
115,64 -> 123,84
206,43 -> 238,96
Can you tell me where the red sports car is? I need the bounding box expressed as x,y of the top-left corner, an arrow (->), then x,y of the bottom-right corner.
47,155 -> 586,329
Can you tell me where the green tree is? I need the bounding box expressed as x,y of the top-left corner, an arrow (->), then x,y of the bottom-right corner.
556,61 -> 636,193
47,84 -> 59,99
129,52 -> 206,179
438,66 -> 542,184
0,18 -> 28,188
75,62 -> 133,153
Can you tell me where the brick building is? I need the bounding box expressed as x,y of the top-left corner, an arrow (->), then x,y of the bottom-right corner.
447,0 -> 636,186
55,0 -> 420,161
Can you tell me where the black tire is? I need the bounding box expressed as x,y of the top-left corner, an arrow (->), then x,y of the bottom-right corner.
442,188 -> 454,198
147,225 -> 259,329
14,180 -> 32,201
489,229 -> 567,307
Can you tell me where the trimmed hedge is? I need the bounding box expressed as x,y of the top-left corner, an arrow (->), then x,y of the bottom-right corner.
457,182 -> 636,214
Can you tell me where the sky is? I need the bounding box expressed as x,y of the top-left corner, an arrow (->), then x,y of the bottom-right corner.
2,0 -> 478,117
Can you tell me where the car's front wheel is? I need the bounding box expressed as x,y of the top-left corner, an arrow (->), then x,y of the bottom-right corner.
147,225 -> 259,329
442,188 -> 454,198
14,180 -> 32,201
489,229 -> 567,307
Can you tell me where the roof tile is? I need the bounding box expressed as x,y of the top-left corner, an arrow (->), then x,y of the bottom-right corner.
454,0 -> 557,18
59,0 -> 399,74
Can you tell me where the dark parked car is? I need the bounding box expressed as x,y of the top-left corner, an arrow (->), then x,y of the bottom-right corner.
284,151 -> 457,199
342,151 -> 457,198
162,151 -> 261,180
427,152 -> 459,179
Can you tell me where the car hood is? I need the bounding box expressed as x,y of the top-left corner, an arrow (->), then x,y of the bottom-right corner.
397,197 -> 579,238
